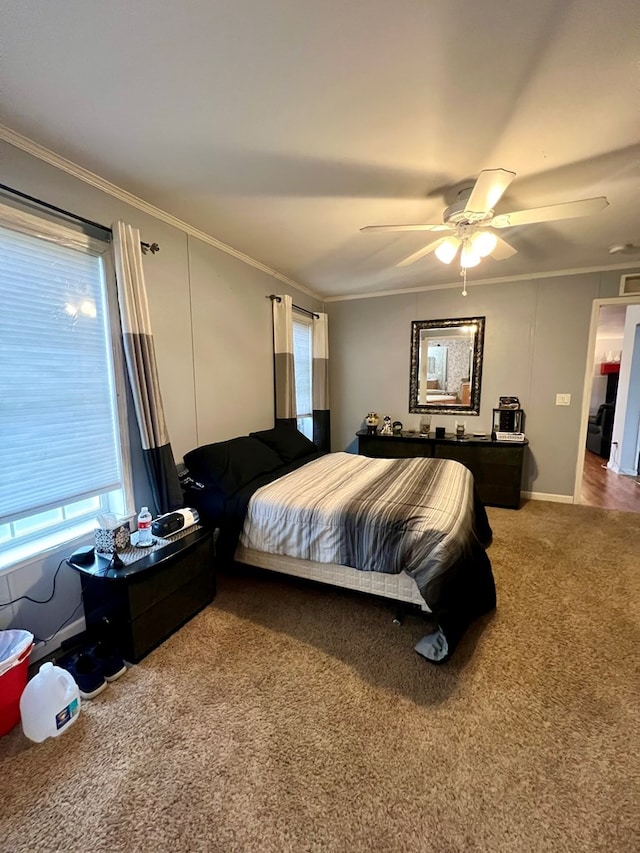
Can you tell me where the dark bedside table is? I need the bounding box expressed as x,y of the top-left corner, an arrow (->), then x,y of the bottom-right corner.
67,526 -> 215,663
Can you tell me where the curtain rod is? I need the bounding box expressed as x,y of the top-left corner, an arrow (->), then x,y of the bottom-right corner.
267,293 -> 319,319
0,182 -> 160,254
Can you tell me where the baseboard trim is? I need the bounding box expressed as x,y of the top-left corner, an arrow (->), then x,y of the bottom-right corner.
522,491 -> 574,504
30,616 -> 86,664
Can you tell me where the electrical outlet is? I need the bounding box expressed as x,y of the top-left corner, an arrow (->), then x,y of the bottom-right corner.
555,393 -> 571,406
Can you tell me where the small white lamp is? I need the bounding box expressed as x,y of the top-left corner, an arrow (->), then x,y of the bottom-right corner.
460,242 -> 480,268
469,230 -> 497,258
434,237 -> 461,264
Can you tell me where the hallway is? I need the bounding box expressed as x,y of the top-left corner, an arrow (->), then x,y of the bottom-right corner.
580,449 -> 640,512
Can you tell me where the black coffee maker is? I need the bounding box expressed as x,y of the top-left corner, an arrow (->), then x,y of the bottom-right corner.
492,397 -> 524,437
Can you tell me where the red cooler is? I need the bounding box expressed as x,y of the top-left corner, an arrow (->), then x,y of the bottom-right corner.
0,630 -> 35,736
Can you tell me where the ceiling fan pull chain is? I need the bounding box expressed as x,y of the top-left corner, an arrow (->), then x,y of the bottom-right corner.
461,266 -> 468,297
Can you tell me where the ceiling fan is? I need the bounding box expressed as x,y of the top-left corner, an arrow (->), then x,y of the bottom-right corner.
361,168 -> 609,270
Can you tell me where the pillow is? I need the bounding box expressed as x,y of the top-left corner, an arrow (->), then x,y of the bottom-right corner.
183,436 -> 283,495
250,424 -> 317,463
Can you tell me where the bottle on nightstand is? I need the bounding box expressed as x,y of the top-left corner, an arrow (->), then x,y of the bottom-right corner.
136,507 -> 153,546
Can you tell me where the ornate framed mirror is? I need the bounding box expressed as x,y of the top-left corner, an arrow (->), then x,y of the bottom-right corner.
409,316 -> 485,415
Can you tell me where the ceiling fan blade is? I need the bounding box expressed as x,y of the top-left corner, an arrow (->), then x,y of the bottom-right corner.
396,237 -> 448,267
490,235 -> 518,260
360,223 -> 452,233
463,169 -> 516,219
491,197 -> 609,228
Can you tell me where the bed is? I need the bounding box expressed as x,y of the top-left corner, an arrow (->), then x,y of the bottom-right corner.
426,393 -> 459,403
181,425 -> 495,662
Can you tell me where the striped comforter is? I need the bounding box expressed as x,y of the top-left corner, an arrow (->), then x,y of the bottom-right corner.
239,452 -> 493,620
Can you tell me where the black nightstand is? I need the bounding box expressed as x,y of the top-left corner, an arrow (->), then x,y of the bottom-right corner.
67,526 -> 215,663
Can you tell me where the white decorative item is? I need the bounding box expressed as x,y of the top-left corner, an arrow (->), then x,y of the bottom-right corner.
365,412 -> 380,434
95,522 -> 131,554
419,415 -> 432,435
380,416 -> 393,436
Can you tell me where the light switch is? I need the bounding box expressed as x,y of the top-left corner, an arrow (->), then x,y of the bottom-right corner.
555,393 -> 571,406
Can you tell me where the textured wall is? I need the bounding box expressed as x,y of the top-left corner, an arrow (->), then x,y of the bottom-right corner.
0,140 -> 320,648
327,271 -> 633,497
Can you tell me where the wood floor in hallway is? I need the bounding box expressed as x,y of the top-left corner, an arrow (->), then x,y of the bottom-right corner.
580,449 -> 640,512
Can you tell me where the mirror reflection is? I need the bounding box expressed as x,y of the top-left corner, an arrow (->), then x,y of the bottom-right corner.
409,317 -> 485,415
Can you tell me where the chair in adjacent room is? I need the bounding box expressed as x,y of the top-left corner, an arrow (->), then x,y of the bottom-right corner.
586,403 -> 616,459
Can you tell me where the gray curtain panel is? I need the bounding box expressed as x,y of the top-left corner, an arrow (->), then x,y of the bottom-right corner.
272,294 -> 297,424
112,221 -> 183,514
312,312 -> 331,451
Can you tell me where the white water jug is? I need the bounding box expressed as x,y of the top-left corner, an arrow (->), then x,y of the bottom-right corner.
19,661 -> 81,742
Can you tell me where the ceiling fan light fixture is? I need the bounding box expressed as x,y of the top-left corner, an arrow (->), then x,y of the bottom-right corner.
434,237 -> 460,264
469,230 -> 497,258
361,169 -> 608,273
460,244 -> 480,268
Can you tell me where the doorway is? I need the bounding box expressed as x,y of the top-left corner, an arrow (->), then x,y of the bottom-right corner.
576,298 -> 640,512
581,447 -> 640,510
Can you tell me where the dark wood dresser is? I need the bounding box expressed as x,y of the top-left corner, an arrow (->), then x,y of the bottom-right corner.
356,430 -> 527,509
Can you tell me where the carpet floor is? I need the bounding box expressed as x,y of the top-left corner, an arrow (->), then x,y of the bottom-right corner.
1,501 -> 638,853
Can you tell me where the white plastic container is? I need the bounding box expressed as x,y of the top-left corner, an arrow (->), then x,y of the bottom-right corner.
137,506 -> 153,546
19,661 -> 81,742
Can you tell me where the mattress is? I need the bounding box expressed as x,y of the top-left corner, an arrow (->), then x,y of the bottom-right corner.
426,393 -> 458,402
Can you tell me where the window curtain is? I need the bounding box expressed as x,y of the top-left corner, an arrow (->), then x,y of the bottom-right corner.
112,221 -> 183,514
312,313 -> 331,451
272,294 -> 297,429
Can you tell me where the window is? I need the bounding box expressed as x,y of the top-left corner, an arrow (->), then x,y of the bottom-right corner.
0,202 -> 132,569
293,314 -> 313,439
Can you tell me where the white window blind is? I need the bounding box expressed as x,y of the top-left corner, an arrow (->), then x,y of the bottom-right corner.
0,219 -> 122,524
293,317 -> 312,417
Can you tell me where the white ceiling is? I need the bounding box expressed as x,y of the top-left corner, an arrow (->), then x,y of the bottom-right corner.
2,0 -> 639,299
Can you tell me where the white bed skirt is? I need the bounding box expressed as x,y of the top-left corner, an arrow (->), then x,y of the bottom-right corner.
426,393 -> 458,402
234,545 -> 430,612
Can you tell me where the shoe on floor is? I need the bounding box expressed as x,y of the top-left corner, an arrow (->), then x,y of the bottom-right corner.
65,652 -> 107,699
87,641 -> 127,682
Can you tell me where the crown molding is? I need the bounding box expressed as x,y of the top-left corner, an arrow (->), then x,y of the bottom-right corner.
321,262 -> 640,302
0,123 -> 321,301
3,124 -> 635,308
